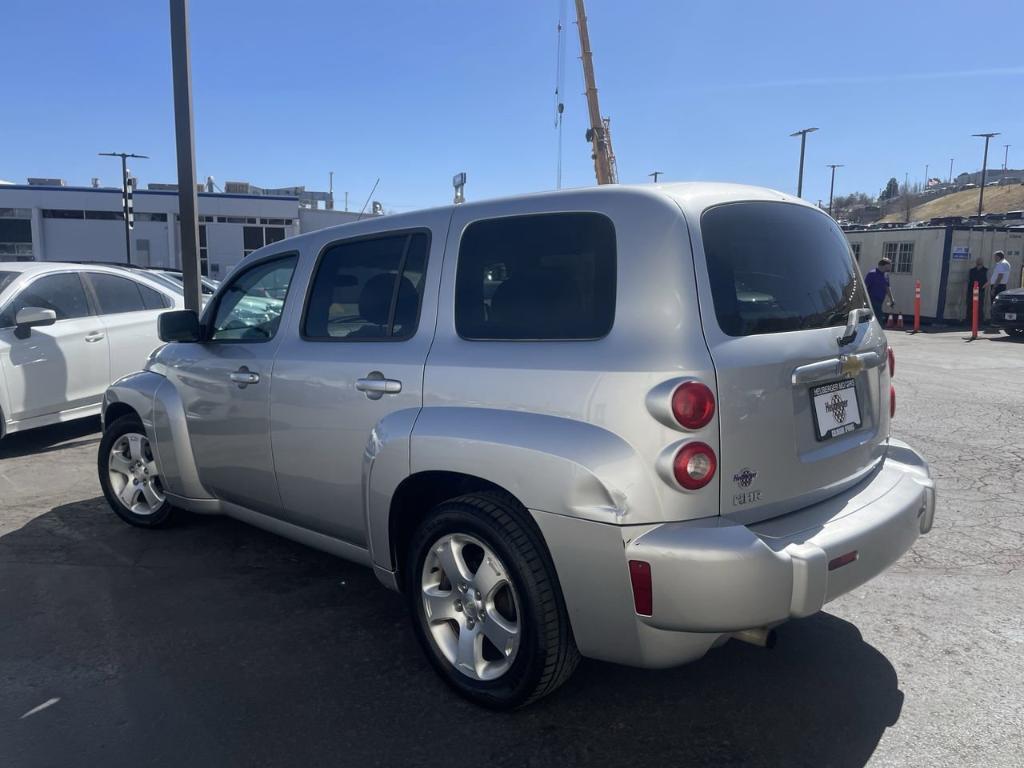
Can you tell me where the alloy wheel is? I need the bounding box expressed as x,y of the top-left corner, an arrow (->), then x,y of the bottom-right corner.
420,532 -> 522,681
107,432 -> 165,516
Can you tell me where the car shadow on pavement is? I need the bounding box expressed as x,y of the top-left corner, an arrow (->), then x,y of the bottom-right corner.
0,417 -> 100,459
1,499 -> 902,768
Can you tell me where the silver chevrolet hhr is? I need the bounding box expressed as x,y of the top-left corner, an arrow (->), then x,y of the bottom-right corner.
99,183 -> 935,709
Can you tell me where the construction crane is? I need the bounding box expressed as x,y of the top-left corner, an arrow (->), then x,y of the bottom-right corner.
574,0 -> 618,185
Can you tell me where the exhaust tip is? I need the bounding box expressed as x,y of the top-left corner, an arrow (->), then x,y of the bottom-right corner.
732,627 -> 777,649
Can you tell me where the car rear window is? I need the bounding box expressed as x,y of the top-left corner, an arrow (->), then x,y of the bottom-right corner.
700,201 -> 868,336
455,212 -> 616,340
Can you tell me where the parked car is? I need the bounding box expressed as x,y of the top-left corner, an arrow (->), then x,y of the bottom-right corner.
0,262 -> 182,437
98,184 -> 936,708
991,288 -> 1024,338
121,266 -> 220,298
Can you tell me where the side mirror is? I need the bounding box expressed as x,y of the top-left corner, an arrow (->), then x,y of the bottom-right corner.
158,309 -> 203,343
14,307 -> 57,338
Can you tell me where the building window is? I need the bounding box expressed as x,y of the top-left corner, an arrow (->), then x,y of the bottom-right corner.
242,225 -> 287,257
199,224 -> 209,276
135,212 -> 168,222
0,218 -> 32,258
884,242 -> 914,273
42,209 -> 85,219
84,210 -> 123,220
0,208 -> 31,219
850,242 -> 861,262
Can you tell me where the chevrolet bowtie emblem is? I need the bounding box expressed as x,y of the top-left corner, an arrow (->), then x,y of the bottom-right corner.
839,355 -> 864,376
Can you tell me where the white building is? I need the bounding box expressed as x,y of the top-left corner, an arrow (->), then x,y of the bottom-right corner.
845,224 -> 1024,322
0,181 -> 375,279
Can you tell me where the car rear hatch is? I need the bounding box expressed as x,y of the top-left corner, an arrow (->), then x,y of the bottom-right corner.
692,200 -> 890,524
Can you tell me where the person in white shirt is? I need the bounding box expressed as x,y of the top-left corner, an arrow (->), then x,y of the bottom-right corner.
989,251 -> 1011,303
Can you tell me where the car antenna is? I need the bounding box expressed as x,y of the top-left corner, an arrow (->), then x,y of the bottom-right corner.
356,178 -> 380,221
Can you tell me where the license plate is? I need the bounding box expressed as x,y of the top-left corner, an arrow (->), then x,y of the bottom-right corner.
1006,312 -> 1018,321
811,379 -> 862,441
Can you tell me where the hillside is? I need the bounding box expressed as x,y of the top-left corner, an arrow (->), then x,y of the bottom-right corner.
880,184 -> 1024,223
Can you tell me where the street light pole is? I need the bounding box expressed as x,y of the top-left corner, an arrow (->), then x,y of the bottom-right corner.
972,132 -> 1000,217
826,164 -> 843,217
648,171 -> 663,183
1003,144 -> 1011,171
98,151 -> 147,266
790,127 -> 818,198
949,158 -> 954,184
169,0 -> 202,313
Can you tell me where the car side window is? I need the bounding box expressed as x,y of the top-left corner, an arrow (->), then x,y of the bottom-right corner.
454,212 -> 616,340
208,255 -> 298,342
303,231 -> 428,340
87,273 -> 148,314
0,273 -> 91,327
139,283 -> 170,309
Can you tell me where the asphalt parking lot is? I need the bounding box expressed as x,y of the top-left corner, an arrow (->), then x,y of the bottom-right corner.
1,330 -> 1022,767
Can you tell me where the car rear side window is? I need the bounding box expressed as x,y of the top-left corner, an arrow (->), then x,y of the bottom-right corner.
88,273 -> 149,314
138,283 -> 170,309
0,272 -> 91,326
700,201 -> 869,337
303,232 -> 428,340
455,212 -> 616,340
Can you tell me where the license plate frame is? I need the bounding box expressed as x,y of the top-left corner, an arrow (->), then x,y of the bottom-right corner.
810,379 -> 862,441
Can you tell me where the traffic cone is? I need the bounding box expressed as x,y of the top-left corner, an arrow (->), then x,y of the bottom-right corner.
886,314 -> 895,329
896,314 -> 904,329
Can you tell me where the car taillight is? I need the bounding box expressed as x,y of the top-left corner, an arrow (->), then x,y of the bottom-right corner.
890,384 -> 896,418
888,347 -> 895,377
673,442 -> 717,490
628,560 -> 653,616
671,382 -> 715,429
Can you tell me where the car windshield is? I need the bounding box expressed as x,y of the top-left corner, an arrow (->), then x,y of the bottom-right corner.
700,201 -> 869,337
0,271 -> 18,293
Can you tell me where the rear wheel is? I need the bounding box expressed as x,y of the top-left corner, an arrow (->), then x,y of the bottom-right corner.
99,414 -> 177,528
405,492 -> 579,709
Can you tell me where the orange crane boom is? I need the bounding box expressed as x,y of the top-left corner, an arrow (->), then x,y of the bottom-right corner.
574,0 -> 618,185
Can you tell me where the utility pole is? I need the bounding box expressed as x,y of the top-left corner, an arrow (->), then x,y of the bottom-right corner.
1003,144 -> 1011,171
949,158 -> 954,184
904,171 -> 911,223
648,171 -> 663,183
924,163 -> 929,187
169,0 -> 202,313
826,164 -> 843,217
790,127 -> 818,198
972,132 -> 999,217
575,0 -> 617,185
98,151 -> 147,266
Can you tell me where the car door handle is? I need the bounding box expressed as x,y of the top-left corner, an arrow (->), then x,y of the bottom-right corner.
355,376 -> 402,396
84,331 -> 105,343
229,367 -> 260,387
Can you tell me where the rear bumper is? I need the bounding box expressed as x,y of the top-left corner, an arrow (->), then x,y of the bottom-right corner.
631,438 -> 934,634
532,438 -> 934,668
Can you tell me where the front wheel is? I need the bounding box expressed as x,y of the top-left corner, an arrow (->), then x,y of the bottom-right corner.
406,493 -> 579,709
98,414 -> 177,528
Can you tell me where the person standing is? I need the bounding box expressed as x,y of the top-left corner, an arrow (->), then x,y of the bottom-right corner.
966,257 -> 988,323
864,257 -> 895,320
990,250 -> 1011,304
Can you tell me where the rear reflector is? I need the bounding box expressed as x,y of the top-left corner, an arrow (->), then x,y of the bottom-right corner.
828,551 -> 859,571
887,347 -> 895,377
890,384 -> 896,419
628,560 -> 653,616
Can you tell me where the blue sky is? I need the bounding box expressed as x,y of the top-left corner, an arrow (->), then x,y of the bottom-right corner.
3,0 -> 1022,211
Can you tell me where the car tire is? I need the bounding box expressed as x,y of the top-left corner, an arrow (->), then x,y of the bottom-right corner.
98,414 -> 177,528
405,492 -> 579,709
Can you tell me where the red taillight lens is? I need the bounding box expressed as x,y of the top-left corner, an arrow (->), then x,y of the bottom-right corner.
673,442 -> 717,490
671,382 -> 715,429
628,560 -> 653,616
890,384 -> 896,418
887,347 -> 895,378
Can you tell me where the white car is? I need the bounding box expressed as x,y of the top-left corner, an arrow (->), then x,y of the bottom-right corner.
0,262 -> 182,437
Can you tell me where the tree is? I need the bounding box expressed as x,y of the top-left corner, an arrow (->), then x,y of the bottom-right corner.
881,177 -> 900,200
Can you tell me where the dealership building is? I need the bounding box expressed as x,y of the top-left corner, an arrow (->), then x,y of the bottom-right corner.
0,179 -> 374,279
845,224 -> 1023,323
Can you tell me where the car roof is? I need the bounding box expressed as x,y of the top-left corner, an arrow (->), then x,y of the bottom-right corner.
239,181 -> 812,266
0,261 -> 180,295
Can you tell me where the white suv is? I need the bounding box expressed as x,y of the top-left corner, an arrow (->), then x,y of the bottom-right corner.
0,262 -> 181,437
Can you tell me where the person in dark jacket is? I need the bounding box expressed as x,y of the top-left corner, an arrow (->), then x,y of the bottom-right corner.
864,258 -> 894,320
966,257 -> 987,322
